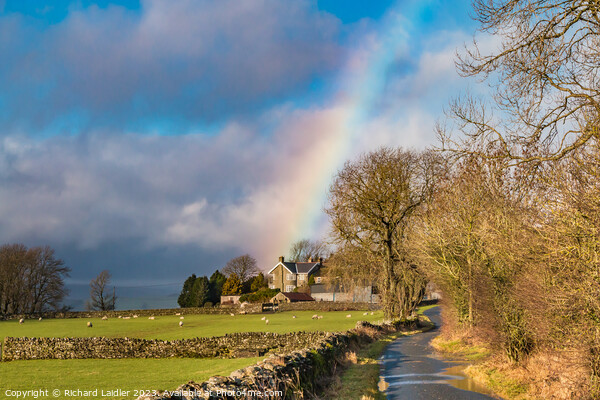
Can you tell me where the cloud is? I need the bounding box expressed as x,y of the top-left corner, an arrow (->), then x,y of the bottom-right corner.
0,0 -> 343,133
0,0 -> 487,285
0,105 -> 349,272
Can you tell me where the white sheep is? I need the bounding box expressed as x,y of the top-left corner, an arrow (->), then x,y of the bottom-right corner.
346,314 -> 352,318
123,316 -> 131,320
179,321 -> 183,327
180,316 -> 184,320
148,316 -> 155,320
261,316 -> 266,321
370,312 -> 374,315
38,317 -> 43,321
175,313 -> 181,316
230,313 -> 235,317
18,318 -> 24,324
87,321 -> 93,328
102,316 -> 108,320
292,315 -> 297,319
317,315 -> 323,319
133,315 -> 138,318
363,312 -> 368,316
265,319 -> 269,325
311,314 -> 318,319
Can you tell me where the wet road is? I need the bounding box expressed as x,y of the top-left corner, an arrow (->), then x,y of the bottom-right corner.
380,307 -> 500,399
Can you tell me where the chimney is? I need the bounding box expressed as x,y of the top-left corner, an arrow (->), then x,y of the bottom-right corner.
318,257 -> 323,264
308,257 -> 313,263
279,256 -> 284,263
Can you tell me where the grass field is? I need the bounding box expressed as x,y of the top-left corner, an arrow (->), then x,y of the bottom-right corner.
0,357 -> 261,400
0,310 -> 383,399
0,310 -> 383,341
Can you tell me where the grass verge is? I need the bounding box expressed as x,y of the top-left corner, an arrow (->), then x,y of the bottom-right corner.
463,363 -> 530,400
431,336 -> 531,399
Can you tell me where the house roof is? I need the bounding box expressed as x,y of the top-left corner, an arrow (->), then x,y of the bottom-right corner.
268,261 -> 320,275
280,292 -> 315,301
295,262 -> 320,274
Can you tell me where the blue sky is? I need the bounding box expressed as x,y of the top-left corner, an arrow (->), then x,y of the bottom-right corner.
0,0 -> 485,307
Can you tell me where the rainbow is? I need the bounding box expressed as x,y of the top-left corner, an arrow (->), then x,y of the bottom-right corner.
271,0 -> 433,257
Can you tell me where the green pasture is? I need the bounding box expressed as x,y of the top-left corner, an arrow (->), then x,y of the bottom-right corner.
0,310 -> 383,399
0,357 -> 261,400
0,310 -> 384,341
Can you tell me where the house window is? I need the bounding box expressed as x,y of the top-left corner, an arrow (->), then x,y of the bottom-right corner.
298,274 -> 305,281
315,277 -> 322,283
269,284 -> 275,289
285,285 -> 295,292
286,273 -> 296,281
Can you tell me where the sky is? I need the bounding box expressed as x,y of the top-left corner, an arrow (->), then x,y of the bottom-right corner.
0,0 -> 486,306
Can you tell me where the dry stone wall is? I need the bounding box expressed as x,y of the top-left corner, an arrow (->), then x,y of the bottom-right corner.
1,331 -> 328,361
278,302 -> 380,312
137,321 -> 399,400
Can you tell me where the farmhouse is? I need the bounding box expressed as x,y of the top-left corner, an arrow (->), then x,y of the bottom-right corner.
271,292 -> 315,303
267,256 -> 322,292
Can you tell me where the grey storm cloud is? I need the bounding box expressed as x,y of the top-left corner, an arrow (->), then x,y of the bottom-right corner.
0,104 -> 345,270
0,0 -> 342,132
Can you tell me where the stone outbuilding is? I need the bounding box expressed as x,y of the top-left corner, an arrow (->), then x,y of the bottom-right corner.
220,295 -> 241,305
271,292 -> 315,303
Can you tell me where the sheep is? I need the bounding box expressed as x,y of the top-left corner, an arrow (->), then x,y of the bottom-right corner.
38,317 -> 43,321
118,316 -> 122,318
317,315 -> 323,319
370,312 -> 374,315
363,312 -> 368,316
18,318 -> 24,324
102,316 -> 108,320
87,321 -> 93,328
346,314 -> 352,318
261,316 -> 266,321
265,319 -> 269,325
179,321 -> 183,327
180,316 -> 184,320
133,315 -> 138,319
311,314 -> 318,320
292,315 -> 297,319
148,316 -> 155,320
240,310 -> 247,315
123,316 -> 131,320
175,313 -> 181,316
230,313 -> 235,317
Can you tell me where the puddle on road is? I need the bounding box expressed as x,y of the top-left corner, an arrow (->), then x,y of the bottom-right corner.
441,364 -> 497,397
380,363 -> 498,397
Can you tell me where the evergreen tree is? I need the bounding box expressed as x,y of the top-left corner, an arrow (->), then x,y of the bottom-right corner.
222,273 -> 242,295
250,272 -> 267,292
208,270 -> 227,303
190,276 -> 209,307
178,274 -> 196,308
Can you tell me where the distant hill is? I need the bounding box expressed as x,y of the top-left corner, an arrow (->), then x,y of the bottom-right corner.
64,282 -> 179,311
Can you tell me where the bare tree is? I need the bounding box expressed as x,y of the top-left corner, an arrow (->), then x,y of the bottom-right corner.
441,0 -> 600,164
0,244 -> 69,315
326,147 -> 440,319
88,270 -> 116,311
288,239 -> 327,262
222,254 -> 259,283
26,246 -> 70,313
